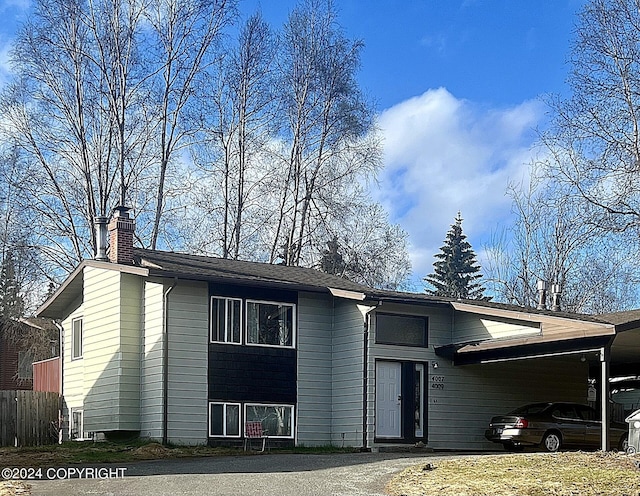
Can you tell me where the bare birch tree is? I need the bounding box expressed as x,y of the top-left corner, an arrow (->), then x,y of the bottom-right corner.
484,163 -> 640,313
0,0 -> 236,274
545,0 -> 640,236
270,0 -> 380,266
144,0 -> 235,249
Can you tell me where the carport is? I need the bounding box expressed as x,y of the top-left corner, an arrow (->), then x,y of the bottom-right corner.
436,303 -> 640,451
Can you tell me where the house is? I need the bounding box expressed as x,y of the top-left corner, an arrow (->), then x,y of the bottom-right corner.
0,318 -> 58,391
36,208 -> 640,449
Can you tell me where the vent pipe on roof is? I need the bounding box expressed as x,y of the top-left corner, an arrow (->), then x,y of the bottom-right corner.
536,280 -> 547,310
550,283 -> 562,312
94,216 -> 109,261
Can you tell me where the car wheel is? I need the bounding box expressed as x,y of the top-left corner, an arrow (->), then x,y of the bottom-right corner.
619,434 -> 629,453
542,432 -> 561,452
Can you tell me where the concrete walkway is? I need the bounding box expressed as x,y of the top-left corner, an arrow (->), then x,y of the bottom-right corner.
28,452 -> 479,496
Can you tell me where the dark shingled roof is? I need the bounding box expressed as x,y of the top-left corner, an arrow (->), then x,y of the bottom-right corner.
134,248 -> 373,293
133,248 -> 619,324
598,309 -> 640,327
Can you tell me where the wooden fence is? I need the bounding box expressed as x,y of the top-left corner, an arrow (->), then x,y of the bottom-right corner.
0,390 -> 60,447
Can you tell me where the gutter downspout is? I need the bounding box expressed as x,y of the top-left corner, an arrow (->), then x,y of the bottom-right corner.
54,321 -> 64,444
358,303 -> 380,451
362,314 -> 369,450
162,278 -> 178,446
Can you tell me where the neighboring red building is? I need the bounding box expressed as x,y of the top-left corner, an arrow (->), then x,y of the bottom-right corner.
0,318 -> 59,391
33,357 -> 61,393
0,333 -> 33,390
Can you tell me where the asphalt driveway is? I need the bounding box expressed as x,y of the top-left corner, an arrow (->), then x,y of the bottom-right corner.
27,451 -> 478,496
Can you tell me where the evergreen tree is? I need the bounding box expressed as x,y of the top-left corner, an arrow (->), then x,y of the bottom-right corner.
319,236 -> 346,276
425,213 -> 489,300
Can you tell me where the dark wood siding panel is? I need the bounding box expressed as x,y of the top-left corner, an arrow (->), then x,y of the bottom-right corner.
209,345 -> 296,403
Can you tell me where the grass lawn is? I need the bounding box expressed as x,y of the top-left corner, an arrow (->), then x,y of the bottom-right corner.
0,440 -> 356,467
386,451 -> 640,496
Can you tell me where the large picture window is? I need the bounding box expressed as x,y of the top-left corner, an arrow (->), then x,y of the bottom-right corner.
71,318 -> 83,359
246,301 -> 295,348
209,402 -> 241,437
210,297 -> 242,344
375,313 -> 428,347
245,404 -> 294,438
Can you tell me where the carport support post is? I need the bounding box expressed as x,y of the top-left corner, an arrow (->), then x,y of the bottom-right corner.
600,346 -> 610,452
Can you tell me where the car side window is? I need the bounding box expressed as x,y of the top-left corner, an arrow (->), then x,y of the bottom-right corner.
552,405 -> 579,419
576,405 -> 597,421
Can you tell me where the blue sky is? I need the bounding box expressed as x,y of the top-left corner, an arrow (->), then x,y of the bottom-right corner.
244,1 -> 586,286
0,0 -> 586,285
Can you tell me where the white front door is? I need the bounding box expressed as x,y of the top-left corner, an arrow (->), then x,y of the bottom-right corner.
376,361 -> 402,438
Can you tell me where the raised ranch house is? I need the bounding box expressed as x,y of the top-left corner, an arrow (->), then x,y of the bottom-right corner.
36,208 -> 640,450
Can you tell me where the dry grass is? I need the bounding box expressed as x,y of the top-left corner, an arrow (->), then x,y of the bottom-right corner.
0,481 -> 30,496
387,451 -> 640,496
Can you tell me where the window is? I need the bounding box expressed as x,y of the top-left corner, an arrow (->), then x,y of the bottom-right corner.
71,318 -> 83,359
375,313 -> 427,347
209,402 -> 241,437
246,301 -> 295,348
70,409 -> 83,440
245,404 -> 294,438
210,297 -> 242,344
17,351 -> 33,380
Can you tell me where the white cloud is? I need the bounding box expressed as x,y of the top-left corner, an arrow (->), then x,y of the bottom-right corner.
375,88 -> 544,284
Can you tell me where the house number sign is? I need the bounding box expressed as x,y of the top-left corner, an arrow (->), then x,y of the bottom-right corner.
431,375 -> 445,389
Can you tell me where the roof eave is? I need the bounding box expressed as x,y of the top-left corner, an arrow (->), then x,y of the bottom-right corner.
36,260 -> 149,319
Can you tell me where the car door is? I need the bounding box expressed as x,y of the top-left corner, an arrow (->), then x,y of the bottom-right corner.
576,405 -> 601,448
551,404 -> 586,445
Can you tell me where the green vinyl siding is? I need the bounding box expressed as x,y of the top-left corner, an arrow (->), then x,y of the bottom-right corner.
332,300 -> 365,447
297,292 -> 333,446
166,280 -> 208,445
141,280 -> 164,440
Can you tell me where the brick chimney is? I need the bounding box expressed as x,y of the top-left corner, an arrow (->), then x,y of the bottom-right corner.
108,206 -> 135,265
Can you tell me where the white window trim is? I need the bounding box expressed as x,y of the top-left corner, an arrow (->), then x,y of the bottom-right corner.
208,402 -> 242,438
70,408 -> 84,440
209,296 -> 243,345
245,300 -> 296,349
244,403 -> 295,439
71,317 -> 83,360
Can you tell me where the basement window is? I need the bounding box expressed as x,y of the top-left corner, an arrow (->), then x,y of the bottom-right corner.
70,409 -> 84,440
209,402 -> 241,437
245,404 -> 294,438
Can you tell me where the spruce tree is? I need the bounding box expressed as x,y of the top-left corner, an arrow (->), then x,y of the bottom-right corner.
424,213 -> 489,300
319,236 -> 346,276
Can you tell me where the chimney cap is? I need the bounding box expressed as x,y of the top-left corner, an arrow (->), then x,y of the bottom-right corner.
112,206 -> 131,218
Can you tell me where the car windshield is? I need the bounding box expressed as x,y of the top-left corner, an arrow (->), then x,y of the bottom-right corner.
509,403 -> 550,415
